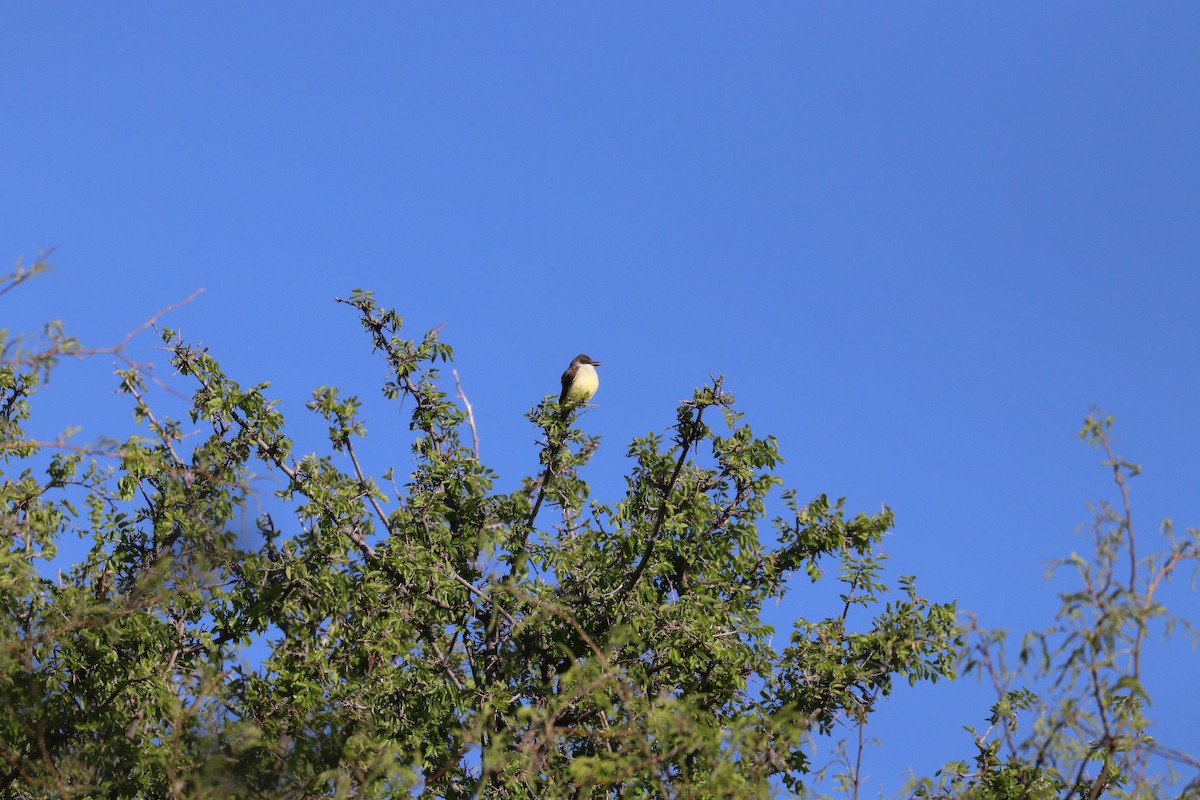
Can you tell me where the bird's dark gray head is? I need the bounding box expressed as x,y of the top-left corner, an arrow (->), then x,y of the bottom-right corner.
572,354 -> 602,367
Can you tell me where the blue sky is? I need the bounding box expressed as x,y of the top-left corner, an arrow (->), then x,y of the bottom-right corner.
4,4 -> 1199,793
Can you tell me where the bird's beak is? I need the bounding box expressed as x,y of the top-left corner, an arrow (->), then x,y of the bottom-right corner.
592,360 -> 603,366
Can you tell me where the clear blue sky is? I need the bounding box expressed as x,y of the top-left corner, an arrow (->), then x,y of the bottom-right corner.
4,4 -> 1199,793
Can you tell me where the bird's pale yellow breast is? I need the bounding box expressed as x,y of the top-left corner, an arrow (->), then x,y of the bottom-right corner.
564,363 -> 599,402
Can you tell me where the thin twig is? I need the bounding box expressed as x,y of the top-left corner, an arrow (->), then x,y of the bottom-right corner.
453,369 -> 480,459
0,249 -> 55,298
5,288 -> 205,399
121,288 -> 206,351
1096,434 -> 1137,594
344,437 -> 394,538
851,690 -> 879,800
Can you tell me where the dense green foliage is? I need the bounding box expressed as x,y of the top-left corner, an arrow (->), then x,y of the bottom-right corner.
0,267 -> 960,798
2,259 -> 1196,799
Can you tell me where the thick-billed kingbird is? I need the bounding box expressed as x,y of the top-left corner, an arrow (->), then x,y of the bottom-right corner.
559,354 -> 601,406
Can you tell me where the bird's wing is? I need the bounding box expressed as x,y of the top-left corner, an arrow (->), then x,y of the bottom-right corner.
559,366 -> 575,404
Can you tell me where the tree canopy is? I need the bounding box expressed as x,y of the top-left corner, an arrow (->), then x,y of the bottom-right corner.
1,259 -> 1196,798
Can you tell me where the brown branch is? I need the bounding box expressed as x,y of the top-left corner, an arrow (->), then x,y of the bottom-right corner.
344,437 -> 394,540
619,386 -> 716,599
35,716 -> 71,800
505,402 -> 582,583
526,428 -> 563,532
850,689 -> 879,800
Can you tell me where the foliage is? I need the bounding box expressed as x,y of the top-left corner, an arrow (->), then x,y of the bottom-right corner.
0,260 -> 961,798
910,417 -> 1200,800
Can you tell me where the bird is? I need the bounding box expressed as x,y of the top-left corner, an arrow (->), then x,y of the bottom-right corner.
558,354 -> 602,406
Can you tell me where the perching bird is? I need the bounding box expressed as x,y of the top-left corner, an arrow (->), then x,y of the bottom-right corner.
558,354 -> 602,406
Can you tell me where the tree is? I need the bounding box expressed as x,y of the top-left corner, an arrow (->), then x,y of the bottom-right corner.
0,259 -> 960,798
910,417 -> 1200,800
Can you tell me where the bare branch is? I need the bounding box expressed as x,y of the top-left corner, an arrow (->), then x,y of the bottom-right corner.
4,287 -> 204,399
453,369 -> 480,459
0,250 -> 55,298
